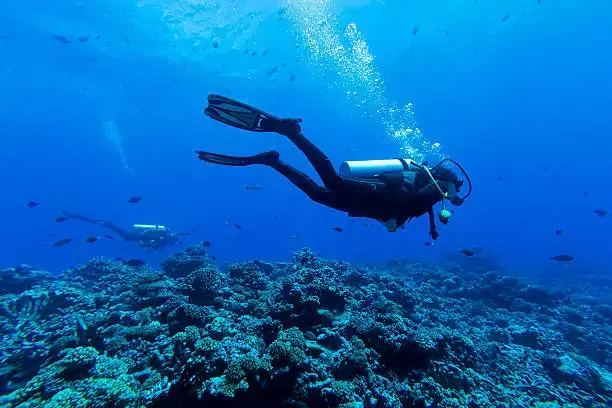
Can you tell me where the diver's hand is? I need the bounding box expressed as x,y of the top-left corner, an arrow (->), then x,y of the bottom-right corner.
430,229 -> 439,240
451,196 -> 464,206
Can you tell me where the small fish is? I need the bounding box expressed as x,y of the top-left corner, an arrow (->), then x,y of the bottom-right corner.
550,255 -> 574,262
54,216 -> 70,223
104,234 -> 115,240
555,229 -> 564,236
583,190 -> 588,197
502,13 -> 511,23
594,209 -> 608,217
212,41 -> 219,49
245,185 -> 263,191
52,238 -> 73,247
233,224 -> 242,230
51,34 -> 71,44
47,233 -> 57,237
497,176 -> 504,181
459,249 -> 475,257
289,74 -> 296,82
244,49 -> 249,55
211,256 -> 216,261
85,236 -> 99,243
268,66 -> 279,75
262,50 -> 268,57
127,195 -> 143,203
25,201 -> 39,208
445,28 -> 450,36
76,36 -> 90,43
332,227 -> 343,232
123,259 -> 146,267
412,26 -> 419,35
202,240 -> 211,247
424,242 -> 433,247
540,165 -> 549,171
251,51 -> 257,57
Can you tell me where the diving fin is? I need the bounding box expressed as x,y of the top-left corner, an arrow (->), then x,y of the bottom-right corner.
205,94 -> 302,136
196,150 -> 280,166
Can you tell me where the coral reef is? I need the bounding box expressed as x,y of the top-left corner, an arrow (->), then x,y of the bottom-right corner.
0,246 -> 611,407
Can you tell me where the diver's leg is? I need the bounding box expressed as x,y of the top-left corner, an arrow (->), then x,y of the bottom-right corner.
62,210 -> 135,241
269,160 -> 343,210
282,131 -> 383,193
200,130 -> 339,188
61,211 -> 102,224
279,131 -> 341,189
197,150 -> 342,209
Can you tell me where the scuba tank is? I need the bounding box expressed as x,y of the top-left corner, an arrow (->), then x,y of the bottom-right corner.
133,224 -> 168,243
339,158 -> 419,178
133,224 -> 168,232
340,158 -> 473,229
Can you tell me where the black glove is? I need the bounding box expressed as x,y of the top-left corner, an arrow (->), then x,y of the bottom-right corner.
451,196 -> 464,206
430,228 -> 439,240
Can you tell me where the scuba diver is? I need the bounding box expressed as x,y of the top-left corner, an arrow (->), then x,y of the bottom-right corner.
196,95 -> 472,240
61,211 -> 179,250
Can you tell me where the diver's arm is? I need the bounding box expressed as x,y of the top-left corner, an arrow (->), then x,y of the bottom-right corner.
445,181 -> 464,206
428,208 -> 439,240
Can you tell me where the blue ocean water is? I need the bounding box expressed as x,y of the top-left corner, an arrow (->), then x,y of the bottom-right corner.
1,0 -> 610,276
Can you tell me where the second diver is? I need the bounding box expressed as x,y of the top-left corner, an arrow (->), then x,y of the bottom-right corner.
196,95 -> 472,240
61,211 -> 179,250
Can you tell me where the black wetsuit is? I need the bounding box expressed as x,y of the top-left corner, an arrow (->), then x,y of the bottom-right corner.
199,118 -> 462,239
271,132 -> 439,221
